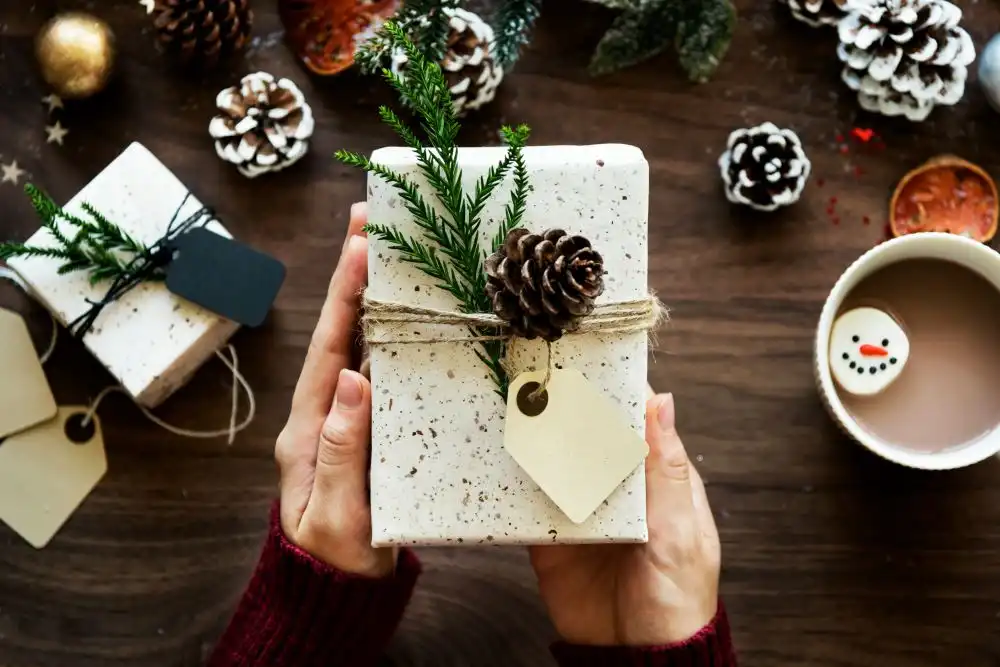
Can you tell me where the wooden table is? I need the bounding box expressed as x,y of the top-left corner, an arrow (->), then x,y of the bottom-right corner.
3,1 -> 1000,665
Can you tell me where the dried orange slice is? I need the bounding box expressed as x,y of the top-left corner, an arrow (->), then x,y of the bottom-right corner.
890,155 -> 998,242
279,0 -> 400,76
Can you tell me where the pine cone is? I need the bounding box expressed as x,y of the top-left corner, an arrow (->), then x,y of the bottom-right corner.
718,122 -> 811,212
390,8 -> 504,116
209,72 -> 315,179
838,0 -> 975,122
484,228 -> 605,342
779,0 -> 847,27
152,0 -> 253,68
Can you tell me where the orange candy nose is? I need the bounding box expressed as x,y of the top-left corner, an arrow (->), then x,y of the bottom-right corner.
859,344 -> 888,357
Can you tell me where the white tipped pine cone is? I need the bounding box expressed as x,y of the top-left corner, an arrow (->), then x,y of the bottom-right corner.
837,0 -> 975,122
390,8 -> 504,116
209,72 -> 315,178
779,0 -> 848,27
718,122 -> 811,212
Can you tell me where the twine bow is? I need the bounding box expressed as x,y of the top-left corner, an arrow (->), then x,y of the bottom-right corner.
67,193 -> 216,339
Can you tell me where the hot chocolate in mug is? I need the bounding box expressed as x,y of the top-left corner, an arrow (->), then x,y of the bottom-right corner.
816,233 -> 1000,470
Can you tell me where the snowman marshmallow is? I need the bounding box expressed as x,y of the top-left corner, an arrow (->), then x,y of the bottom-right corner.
830,307 -> 909,396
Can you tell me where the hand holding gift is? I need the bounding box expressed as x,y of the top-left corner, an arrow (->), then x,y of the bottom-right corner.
274,204 -> 397,578
533,392 -> 724,650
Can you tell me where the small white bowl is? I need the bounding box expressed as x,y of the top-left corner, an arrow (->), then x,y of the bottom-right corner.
815,233 -> 1000,470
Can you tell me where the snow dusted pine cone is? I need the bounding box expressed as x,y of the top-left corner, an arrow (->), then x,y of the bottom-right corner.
391,8 -> 504,116
209,72 -> 315,178
718,122 -> 811,212
485,228 -> 605,342
838,0 -> 975,122
779,0 -> 848,27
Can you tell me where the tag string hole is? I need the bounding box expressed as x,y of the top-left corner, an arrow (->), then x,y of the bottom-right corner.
64,413 -> 96,444
516,382 -> 548,417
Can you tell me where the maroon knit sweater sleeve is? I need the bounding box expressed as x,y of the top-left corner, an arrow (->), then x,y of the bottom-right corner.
551,603 -> 737,667
207,506 -> 421,667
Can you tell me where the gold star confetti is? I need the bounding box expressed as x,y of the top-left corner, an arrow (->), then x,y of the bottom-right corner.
139,0 -> 156,14
1,161 -> 25,185
45,121 -> 69,146
41,94 -> 63,114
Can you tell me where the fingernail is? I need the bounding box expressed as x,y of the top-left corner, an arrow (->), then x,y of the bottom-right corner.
350,202 -> 363,219
657,393 -> 675,431
336,369 -> 364,409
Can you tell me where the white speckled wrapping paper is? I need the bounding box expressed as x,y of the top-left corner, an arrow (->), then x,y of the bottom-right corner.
367,144 -> 649,546
8,142 -> 239,408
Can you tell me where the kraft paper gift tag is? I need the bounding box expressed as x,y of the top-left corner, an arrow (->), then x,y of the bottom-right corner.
0,408 -> 107,548
0,308 -> 57,438
503,369 -> 649,524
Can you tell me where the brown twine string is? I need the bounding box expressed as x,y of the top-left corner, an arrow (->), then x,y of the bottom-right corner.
361,292 -> 667,397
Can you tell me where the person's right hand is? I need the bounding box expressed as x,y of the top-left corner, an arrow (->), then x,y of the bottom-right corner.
274,203 -> 395,578
530,393 -> 721,646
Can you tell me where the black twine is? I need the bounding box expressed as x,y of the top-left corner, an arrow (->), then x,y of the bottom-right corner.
67,193 -> 216,339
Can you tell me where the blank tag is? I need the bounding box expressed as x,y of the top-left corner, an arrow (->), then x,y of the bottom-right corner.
503,369 -> 649,524
0,308 -> 57,438
165,228 -> 286,327
0,407 -> 107,548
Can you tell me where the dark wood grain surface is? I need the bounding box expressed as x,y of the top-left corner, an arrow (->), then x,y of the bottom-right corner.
3,1 -> 1000,665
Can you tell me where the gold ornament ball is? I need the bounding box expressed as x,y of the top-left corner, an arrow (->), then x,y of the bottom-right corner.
36,12 -> 116,99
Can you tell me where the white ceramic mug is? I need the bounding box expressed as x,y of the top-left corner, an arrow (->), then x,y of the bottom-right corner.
815,233 -> 1000,470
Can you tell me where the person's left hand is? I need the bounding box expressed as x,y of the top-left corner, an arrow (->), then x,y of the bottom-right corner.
274,203 -> 395,577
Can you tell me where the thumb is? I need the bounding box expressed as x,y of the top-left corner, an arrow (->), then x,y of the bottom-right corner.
313,369 -> 372,507
645,393 -> 694,514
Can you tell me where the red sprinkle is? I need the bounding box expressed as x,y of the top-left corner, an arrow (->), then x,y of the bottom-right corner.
829,196 -> 838,204
851,127 -> 875,143
817,178 -> 825,188
863,216 -> 870,225
835,134 -> 845,143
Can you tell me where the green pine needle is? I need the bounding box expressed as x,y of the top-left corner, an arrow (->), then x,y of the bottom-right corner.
339,22 -> 533,397
0,184 -> 153,285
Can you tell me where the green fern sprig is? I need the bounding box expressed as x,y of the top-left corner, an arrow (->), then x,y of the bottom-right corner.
337,21 -> 532,396
0,184 -> 152,286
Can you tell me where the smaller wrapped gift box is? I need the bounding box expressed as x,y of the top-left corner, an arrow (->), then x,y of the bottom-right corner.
367,143 -> 650,546
8,143 -> 239,408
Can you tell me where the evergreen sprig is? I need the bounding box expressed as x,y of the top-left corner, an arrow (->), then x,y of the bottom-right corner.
0,185 -> 150,285
587,0 -> 736,82
356,0 -> 540,76
337,21 -> 532,397
492,0 -> 542,69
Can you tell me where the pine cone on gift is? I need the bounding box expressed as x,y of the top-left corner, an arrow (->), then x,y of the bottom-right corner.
484,229 -> 605,342
152,0 -> 253,68
838,0 -> 975,122
779,0 -> 848,27
209,72 -> 315,179
718,122 -> 811,212
391,8 -> 504,116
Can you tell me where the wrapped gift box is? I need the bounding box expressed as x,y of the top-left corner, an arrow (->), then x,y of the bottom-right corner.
8,142 -> 239,408
367,144 -> 650,546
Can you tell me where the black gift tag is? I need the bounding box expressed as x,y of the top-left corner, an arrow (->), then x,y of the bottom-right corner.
165,228 -> 286,327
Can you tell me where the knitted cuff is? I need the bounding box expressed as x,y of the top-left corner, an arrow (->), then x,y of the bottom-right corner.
208,504 -> 421,667
550,602 -> 736,667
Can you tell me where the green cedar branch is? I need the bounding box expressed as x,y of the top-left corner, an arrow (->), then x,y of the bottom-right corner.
587,0 -> 735,82
0,184 -> 152,286
339,21 -> 533,396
